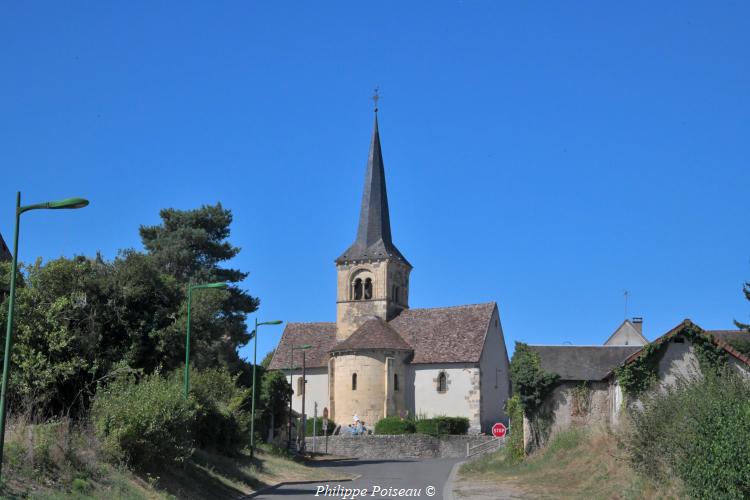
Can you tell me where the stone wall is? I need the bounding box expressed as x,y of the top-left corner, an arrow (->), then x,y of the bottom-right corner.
304,434 -> 499,459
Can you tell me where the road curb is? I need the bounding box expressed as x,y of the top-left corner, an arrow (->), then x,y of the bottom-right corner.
443,459 -> 465,500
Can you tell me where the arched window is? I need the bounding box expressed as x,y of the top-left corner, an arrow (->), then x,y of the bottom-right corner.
297,377 -> 305,397
437,372 -> 447,393
394,373 -> 399,392
364,278 -> 373,300
352,373 -> 358,391
353,278 -> 363,300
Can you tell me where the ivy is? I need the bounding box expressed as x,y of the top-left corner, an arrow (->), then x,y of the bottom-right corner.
682,326 -> 728,374
570,382 -> 591,417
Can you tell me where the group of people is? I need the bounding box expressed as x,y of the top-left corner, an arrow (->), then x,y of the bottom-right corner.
344,415 -> 369,435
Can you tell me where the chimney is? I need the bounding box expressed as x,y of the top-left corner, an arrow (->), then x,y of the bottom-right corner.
632,317 -> 643,335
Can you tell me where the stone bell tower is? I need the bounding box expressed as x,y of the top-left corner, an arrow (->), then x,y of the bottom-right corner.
335,112 -> 411,341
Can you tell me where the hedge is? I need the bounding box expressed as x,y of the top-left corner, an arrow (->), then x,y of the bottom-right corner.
375,416 -> 469,435
374,416 -> 416,435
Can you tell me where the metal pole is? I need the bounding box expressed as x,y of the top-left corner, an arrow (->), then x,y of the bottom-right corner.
0,192 -> 21,479
313,402 -> 317,454
300,350 -> 307,453
183,285 -> 193,399
287,346 -> 294,449
250,318 -> 258,460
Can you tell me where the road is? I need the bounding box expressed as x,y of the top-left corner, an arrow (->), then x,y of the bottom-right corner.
252,457 -> 462,499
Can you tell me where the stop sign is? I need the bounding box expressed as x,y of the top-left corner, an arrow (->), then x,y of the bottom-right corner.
492,422 -> 507,438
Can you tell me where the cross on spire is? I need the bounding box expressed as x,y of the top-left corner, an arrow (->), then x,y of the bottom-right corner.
372,86 -> 380,113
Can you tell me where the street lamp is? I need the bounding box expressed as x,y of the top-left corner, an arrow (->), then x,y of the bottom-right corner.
249,318 -> 282,460
287,343 -> 311,452
184,282 -> 228,399
0,192 -> 89,479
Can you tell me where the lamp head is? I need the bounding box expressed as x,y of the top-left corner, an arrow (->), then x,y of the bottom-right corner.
259,320 -> 283,326
48,198 -> 89,210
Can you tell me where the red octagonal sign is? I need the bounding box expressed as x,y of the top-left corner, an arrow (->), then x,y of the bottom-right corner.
492,422 -> 507,438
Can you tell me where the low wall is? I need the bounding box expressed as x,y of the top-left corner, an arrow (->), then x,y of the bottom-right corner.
304,434 -> 500,459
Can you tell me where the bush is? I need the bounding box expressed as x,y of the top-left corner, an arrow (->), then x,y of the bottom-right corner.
92,372 -> 196,469
305,417 -> 337,436
415,417 -> 469,435
623,370 -> 750,499
374,416 -> 416,435
186,367 -> 251,453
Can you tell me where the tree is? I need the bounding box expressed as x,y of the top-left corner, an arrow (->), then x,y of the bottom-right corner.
259,370 -> 291,441
260,349 -> 275,369
735,281 -> 750,331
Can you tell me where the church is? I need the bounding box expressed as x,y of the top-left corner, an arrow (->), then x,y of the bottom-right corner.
268,111 -> 511,434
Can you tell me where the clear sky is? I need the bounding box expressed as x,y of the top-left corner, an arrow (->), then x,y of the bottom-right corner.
1,2 -> 748,362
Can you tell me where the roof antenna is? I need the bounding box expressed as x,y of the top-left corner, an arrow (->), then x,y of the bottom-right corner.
372,86 -> 380,113
623,290 -> 629,319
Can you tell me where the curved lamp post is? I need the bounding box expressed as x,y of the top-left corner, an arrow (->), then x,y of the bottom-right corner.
249,318 -> 282,460
0,192 -> 89,478
184,282 -> 228,399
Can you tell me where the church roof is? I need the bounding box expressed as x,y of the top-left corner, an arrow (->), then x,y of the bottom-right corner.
529,345 -> 642,381
267,322 -> 337,370
389,302 -> 497,364
268,302 -> 498,369
0,233 -> 11,262
336,114 -> 409,266
330,317 -> 413,353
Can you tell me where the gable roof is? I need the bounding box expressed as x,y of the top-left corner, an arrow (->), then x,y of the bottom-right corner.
336,114 -> 409,266
330,317 -> 413,353
529,345 -> 642,381
604,319 -> 648,346
267,322 -> 337,370
389,302 -> 496,364
0,233 -> 11,262
614,319 -> 750,375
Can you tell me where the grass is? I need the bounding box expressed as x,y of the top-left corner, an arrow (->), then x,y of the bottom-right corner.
0,418 -> 351,499
458,427 -> 683,499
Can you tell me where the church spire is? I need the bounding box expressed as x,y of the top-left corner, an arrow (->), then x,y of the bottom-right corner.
336,109 -> 409,265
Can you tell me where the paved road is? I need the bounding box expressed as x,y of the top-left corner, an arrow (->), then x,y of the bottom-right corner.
253,457 -> 461,499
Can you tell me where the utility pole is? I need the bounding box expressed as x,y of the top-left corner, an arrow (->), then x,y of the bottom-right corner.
300,350 -> 307,453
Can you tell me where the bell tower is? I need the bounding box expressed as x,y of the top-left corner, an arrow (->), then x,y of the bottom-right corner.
335,111 -> 411,341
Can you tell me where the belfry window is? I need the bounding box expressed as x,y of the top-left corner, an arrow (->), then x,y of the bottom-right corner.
394,373 -> 399,392
364,278 -> 373,299
352,373 -> 358,391
353,278 -> 363,300
437,372 -> 447,393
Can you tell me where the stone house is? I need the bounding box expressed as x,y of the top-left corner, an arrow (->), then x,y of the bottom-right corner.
268,111 -> 511,434
523,319 -> 750,450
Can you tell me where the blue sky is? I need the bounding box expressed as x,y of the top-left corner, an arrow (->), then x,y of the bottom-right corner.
1,2 -> 748,361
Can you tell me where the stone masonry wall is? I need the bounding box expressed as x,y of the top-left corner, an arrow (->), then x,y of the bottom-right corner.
304,434 -> 499,459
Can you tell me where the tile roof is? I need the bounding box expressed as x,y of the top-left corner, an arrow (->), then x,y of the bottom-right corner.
267,322 -> 337,370
389,302 -> 497,364
0,233 -> 11,262
330,318 -> 413,352
529,345 -> 642,381
268,302 -> 498,369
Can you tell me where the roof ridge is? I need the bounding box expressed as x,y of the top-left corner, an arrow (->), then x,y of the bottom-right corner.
403,302 -> 496,312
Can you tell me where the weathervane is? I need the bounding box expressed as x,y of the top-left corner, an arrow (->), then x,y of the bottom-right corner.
372,86 -> 380,113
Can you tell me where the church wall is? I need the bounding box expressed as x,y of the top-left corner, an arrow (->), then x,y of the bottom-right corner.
289,367 -> 329,418
478,307 -> 511,432
409,363 -> 481,432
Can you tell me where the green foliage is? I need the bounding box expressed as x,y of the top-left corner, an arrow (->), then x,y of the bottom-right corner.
373,416 -> 416,435
735,281 -> 750,330
623,370 -> 750,499
259,369 -> 292,439
414,417 -> 469,436
615,341 -> 667,396
570,382 -> 591,416
91,372 -> 196,469
186,367 -> 251,453
504,395 -> 524,463
305,417 -> 337,436
509,342 -> 559,415
726,336 -> 750,356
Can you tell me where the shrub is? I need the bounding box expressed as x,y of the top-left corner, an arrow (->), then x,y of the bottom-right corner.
305,417 -> 337,436
623,370 -> 750,499
186,367 -> 251,453
92,372 -> 196,469
374,416 -> 415,435
504,395 -> 524,463
415,417 -> 469,435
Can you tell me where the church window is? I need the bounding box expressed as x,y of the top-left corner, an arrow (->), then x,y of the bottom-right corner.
297,377 -> 305,397
437,372 -> 447,393
353,278 -> 363,300
364,278 -> 373,299
394,373 -> 399,392
352,373 -> 357,391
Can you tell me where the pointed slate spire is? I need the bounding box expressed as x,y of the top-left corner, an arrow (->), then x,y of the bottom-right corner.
337,113 -> 409,265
